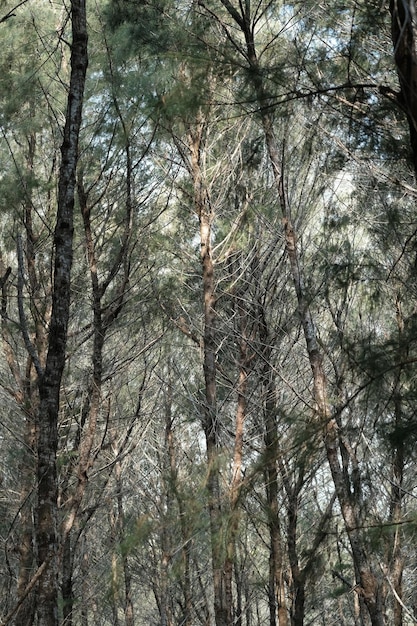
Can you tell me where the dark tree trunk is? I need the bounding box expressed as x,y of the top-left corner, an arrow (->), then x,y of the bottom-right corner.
62,535 -> 74,626
35,3 -> 88,625
390,0 -> 417,178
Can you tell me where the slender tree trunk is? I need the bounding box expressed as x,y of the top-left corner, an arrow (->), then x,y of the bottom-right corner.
14,414 -> 37,626
62,534 -> 74,626
35,3 -> 87,625
109,505 -> 121,626
390,432 -> 404,626
258,301 -> 288,626
189,117 -> 230,626
80,537 -> 89,626
388,9 -> 417,615
164,366 -> 193,626
13,121 -> 48,626
252,245 -> 289,626
59,65 -> 132,626
224,282 -> 250,626
234,566 -> 243,626
107,453 -> 135,626
286,486 -> 304,626
262,111 -> 384,626
389,296 -> 406,626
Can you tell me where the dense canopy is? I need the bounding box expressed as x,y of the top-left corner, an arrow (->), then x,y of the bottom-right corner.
0,1 -> 417,626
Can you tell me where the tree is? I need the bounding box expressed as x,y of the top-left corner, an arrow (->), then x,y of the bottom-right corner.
35,2 -> 88,624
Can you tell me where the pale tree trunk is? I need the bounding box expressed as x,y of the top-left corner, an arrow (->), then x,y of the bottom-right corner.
14,413 -> 37,626
117,469 -> 135,626
35,2 -> 87,625
80,536 -> 89,626
224,277 -> 251,626
108,503 -> 121,626
188,117 -> 230,626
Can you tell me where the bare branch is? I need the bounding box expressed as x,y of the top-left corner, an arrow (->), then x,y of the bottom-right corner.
0,0 -> 29,24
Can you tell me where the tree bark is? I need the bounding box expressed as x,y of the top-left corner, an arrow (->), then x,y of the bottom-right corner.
35,2 -> 87,625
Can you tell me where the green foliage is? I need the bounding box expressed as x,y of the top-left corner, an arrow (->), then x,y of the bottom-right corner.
3,0 -> 417,624
119,514 -> 154,556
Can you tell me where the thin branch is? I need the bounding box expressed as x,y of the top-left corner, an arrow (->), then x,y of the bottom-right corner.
0,0 -> 30,23
0,561 -> 47,626
380,562 -> 417,623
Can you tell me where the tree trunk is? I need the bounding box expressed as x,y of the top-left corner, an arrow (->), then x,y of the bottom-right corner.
12,116 -> 47,626
224,279 -> 250,626
35,2 -> 87,624
62,534 -> 74,626
390,0 -> 417,178
189,117 -> 230,626
14,413 -> 37,626
389,295 -> 406,626
164,366 -> 193,626
286,485 -> 305,626
258,300 -> 288,626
